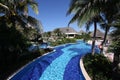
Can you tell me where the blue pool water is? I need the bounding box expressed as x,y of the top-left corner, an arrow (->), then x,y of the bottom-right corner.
9,41 -> 100,80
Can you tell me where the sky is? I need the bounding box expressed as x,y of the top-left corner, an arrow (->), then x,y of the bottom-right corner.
29,0 -> 100,32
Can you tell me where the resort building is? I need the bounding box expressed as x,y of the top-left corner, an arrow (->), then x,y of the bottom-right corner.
88,29 -> 110,46
57,27 -> 78,38
90,29 -> 104,40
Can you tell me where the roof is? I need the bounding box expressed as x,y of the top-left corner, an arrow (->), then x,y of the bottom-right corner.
90,29 -> 104,38
58,27 -> 77,34
78,30 -> 85,35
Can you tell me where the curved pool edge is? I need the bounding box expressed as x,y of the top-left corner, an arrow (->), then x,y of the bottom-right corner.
7,43 -> 71,80
7,50 -> 56,80
79,57 -> 91,80
7,41 -> 96,80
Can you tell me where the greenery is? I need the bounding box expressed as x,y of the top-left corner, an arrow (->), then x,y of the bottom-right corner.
50,38 -> 76,46
75,32 -> 91,41
0,0 -> 120,80
108,27 -> 120,79
83,54 -> 112,80
0,48 -> 51,80
0,0 -> 44,80
67,0 -> 120,55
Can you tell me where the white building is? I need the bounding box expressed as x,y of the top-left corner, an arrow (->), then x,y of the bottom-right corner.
58,27 -> 78,38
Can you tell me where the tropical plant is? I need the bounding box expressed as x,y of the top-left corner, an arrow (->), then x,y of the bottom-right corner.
67,0 -> 103,55
99,0 -> 120,46
53,28 -> 63,39
0,0 -> 43,45
0,0 -> 40,28
110,27 -> 120,60
67,0 -> 120,55
108,26 -> 120,79
0,0 -> 43,79
83,54 -> 112,80
0,0 -> 41,67
82,32 -> 91,41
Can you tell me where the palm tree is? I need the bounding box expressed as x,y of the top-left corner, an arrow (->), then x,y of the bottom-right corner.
0,0 -> 41,58
0,0 -> 40,29
53,28 -> 62,39
100,0 -> 120,46
110,26 -> 120,79
67,0 -> 120,55
0,0 -> 43,44
67,0 -> 102,55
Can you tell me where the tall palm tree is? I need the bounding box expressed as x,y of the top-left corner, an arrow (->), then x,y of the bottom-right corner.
0,0 -> 42,55
100,0 -> 120,46
0,0 -> 40,29
67,0 -> 120,54
67,0 -> 102,55
0,0 -> 43,43
53,28 -> 62,39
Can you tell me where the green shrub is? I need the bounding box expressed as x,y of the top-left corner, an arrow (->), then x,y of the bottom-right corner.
83,54 -> 112,80
50,38 -> 76,46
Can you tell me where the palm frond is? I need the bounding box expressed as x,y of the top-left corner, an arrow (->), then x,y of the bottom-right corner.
67,0 -> 79,15
27,16 -> 43,33
68,0 -> 100,27
0,3 -> 9,10
68,10 -> 80,25
68,0 -> 89,25
28,1 -> 39,14
78,6 -> 100,27
30,4 -> 39,14
85,21 -> 93,31
27,16 -> 38,26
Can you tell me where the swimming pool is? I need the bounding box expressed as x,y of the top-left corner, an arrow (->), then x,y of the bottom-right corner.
9,41 -> 100,80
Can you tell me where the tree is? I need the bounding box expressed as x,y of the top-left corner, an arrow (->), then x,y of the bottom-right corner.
67,0 -> 102,55
67,0 -> 120,55
100,0 -> 120,46
0,0 -> 42,66
0,0 -> 40,28
109,26 -> 120,79
53,28 -> 62,39
0,0 -> 43,45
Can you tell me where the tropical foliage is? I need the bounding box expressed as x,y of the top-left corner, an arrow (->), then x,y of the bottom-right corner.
99,0 -> 120,46
68,1 -> 120,79
67,0 -> 102,55
75,32 -> 91,41
83,54 -> 112,80
67,0 -> 120,55
109,27 -> 120,79
53,28 -> 63,39
0,0 -> 43,79
50,38 -> 76,46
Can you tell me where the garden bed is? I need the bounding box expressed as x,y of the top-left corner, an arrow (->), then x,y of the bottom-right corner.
83,54 -> 112,80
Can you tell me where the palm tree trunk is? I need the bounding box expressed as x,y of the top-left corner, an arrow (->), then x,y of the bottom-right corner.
102,26 -> 109,46
91,21 -> 97,55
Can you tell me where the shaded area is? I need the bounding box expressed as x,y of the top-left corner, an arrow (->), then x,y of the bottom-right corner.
83,54 -> 112,80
